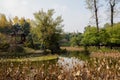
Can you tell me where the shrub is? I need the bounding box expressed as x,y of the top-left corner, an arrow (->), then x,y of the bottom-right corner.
0,33 -> 10,51
0,43 -> 10,51
9,46 -> 24,53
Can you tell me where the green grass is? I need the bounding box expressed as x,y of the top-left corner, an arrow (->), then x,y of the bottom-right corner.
0,47 -> 46,59
0,55 -> 58,62
88,46 -> 120,53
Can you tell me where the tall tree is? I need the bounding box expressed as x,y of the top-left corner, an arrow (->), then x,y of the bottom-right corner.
86,0 -> 101,48
33,9 -> 63,54
11,17 -> 31,44
106,0 -> 120,27
19,17 -> 30,36
0,13 -> 8,27
86,0 -> 100,32
13,16 -> 19,24
110,0 -> 115,26
0,13 -> 11,34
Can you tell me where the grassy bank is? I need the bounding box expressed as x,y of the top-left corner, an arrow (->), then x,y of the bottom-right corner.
0,55 -> 58,62
61,46 -> 84,51
61,46 -> 120,58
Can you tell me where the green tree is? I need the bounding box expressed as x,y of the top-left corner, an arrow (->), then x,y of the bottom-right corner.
104,23 -> 111,28
33,9 -> 63,54
81,26 -> 99,46
19,17 -> 30,36
0,13 -> 11,34
106,22 -> 120,47
99,28 -> 110,46
13,16 -> 19,24
70,33 -> 82,46
0,13 -> 8,27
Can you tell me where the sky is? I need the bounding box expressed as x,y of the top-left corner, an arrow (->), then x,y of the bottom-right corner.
0,0 -> 120,33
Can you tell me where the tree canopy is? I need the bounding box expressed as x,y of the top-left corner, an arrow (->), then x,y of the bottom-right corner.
32,9 -> 63,53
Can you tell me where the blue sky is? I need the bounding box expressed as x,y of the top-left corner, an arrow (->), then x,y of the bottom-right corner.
0,0 -> 120,32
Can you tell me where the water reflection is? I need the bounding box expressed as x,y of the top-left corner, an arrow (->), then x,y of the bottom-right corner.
58,57 -> 85,71
61,51 -> 90,60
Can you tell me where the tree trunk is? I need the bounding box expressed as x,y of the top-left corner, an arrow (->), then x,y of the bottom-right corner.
110,0 -> 115,27
111,5 -> 114,27
109,0 -> 115,49
94,0 -> 100,48
94,0 -> 99,32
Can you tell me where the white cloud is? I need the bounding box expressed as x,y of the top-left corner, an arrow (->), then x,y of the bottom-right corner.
0,0 -> 91,32
22,0 -> 28,5
0,0 -> 32,18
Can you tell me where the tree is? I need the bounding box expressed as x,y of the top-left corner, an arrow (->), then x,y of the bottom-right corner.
104,23 -> 111,28
99,28 -> 110,46
105,0 -> 120,26
0,13 -> 8,27
81,26 -> 99,46
70,33 -> 82,46
19,17 -> 30,36
33,9 -> 63,54
10,17 -> 31,45
13,16 -> 19,24
81,23 -> 120,48
106,22 -> 120,47
86,0 -> 100,32
0,13 -> 11,34
110,0 -> 115,26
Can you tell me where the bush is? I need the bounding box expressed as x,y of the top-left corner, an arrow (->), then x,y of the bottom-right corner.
15,46 -> 24,52
9,46 -> 24,53
0,43 -> 10,51
0,33 -> 10,51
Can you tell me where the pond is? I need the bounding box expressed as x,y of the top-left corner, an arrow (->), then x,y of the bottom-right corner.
0,51 -> 87,69
60,51 -> 90,60
0,51 -> 87,79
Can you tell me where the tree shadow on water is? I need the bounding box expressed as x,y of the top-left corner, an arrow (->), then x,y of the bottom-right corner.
84,46 -> 90,56
63,47 -> 90,60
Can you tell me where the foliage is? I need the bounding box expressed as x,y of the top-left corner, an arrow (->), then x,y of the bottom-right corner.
81,26 -> 99,46
0,33 -> 10,51
106,23 -> 120,46
70,33 -> 82,46
81,23 -> 120,47
12,17 -> 31,36
99,28 -> 110,45
60,32 -> 83,47
32,9 -> 63,53
19,17 -> 30,36
0,13 -> 12,34
60,33 -> 74,46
